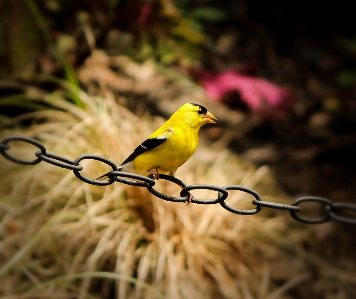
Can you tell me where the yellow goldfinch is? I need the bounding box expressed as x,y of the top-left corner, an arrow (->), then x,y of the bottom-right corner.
97,102 -> 217,181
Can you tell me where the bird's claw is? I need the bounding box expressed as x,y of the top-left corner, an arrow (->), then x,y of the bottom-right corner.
151,169 -> 159,180
185,192 -> 194,205
150,169 -> 194,204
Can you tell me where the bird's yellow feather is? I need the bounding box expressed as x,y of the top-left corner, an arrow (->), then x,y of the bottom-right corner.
97,102 -> 216,180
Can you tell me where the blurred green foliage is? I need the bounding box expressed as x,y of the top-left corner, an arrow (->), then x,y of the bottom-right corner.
0,0 -> 224,113
131,0 -> 225,65
0,0 -> 224,80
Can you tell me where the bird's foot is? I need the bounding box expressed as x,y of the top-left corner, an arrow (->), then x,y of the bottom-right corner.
185,193 -> 194,205
151,168 -> 159,180
167,175 -> 194,205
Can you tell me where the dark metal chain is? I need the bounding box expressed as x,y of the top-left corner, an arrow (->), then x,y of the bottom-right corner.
1,135 -> 356,225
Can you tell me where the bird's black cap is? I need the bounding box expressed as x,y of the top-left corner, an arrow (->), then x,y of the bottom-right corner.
190,102 -> 208,115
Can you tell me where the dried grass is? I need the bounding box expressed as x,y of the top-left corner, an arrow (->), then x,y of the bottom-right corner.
1,57 -> 354,299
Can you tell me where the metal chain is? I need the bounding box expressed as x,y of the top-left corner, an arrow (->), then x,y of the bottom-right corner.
1,135 -> 356,225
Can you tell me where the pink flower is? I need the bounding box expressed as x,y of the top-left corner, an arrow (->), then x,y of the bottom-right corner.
197,69 -> 295,117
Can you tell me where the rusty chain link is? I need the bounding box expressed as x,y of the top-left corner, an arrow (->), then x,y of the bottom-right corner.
1,135 -> 356,225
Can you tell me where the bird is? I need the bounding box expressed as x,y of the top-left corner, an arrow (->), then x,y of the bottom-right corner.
96,102 -> 217,183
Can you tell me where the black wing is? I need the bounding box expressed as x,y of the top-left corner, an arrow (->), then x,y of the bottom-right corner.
120,137 -> 167,166
96,136 -> 168,181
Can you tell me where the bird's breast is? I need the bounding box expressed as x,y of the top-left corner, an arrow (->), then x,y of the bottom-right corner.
133,128 -> 199,174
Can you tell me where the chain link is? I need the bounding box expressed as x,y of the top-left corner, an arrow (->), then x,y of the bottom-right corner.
1,136 -> 356,225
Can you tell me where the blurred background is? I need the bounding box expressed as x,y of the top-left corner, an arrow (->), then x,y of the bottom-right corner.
1,0 -> 356,298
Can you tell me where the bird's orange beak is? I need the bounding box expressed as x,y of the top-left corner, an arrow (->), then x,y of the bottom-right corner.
204,111 -> 217,124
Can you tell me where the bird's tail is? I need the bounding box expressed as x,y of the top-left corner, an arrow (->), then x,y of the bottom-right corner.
96,166 -> 123,181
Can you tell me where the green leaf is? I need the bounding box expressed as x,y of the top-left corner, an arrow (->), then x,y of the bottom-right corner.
190,7 -> 225,22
